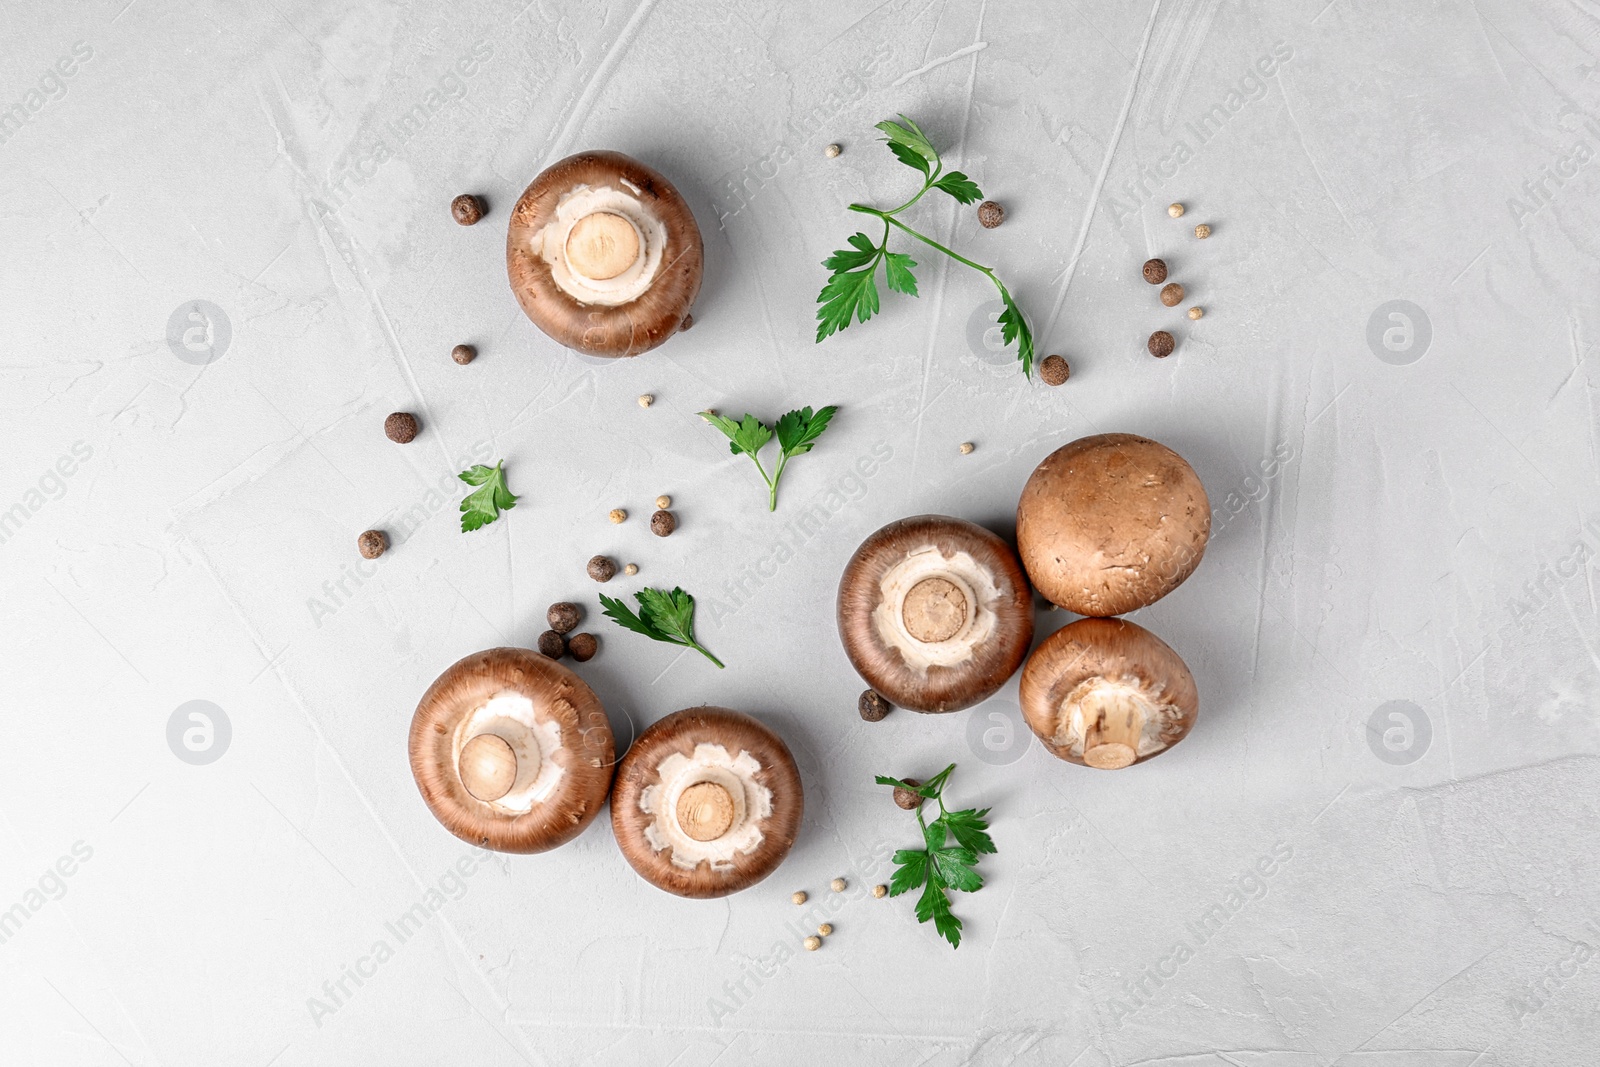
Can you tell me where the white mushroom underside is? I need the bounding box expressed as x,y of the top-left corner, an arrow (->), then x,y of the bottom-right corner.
452,692 -> 566,814
533,184 -> 665,306
1054,676 -> 1184,759
871,546 -> 1003,671
641,743 -> 772,870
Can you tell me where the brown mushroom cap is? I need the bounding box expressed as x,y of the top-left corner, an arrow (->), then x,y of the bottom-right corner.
1016,433 -> 1210,616
506,150 -> 703,358
409,647 -> 615,853
611,707 -> 803,899
1019,617 -> 1198,769
837,515 -> 1034,714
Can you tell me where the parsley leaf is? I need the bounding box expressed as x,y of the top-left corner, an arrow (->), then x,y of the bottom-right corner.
932,171 -> 983,204
700,405 -> 839,512
816,116 -> 1035,376
599,587 -> 723,668
458,461 -> 517,532
876,762 -> 995,950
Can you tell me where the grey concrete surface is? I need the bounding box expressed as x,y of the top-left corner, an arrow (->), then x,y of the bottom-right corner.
4,0 -> 1600,1064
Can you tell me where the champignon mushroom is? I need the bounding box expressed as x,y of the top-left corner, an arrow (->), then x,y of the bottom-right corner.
837,515 -> 1034,713
409,647 -> 615,853
611,707 -> 802,898
1016,433 -> 1210,616
506,151 -> 703,358
1019,617 -> 1198,769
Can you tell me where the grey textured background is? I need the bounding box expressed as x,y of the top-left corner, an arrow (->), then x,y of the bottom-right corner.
4,0 -> 1599,1064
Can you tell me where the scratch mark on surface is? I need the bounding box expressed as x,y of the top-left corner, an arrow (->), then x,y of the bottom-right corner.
1040,0 -> 1163,346
1450,243 -> 1492,285
891,42 -> 988,86
543,0 -> 663,164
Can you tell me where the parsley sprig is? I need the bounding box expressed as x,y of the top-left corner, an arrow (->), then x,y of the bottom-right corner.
874,763 -> 996,949
699,405 -> 838,512
599,586 -> 724,668
458,461 -> 517,532
818,116 -> 1034,376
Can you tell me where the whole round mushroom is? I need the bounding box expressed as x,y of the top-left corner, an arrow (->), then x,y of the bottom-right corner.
409,647 -> 615,853
612,707 -> 802,898
1019,617 -> 1198,769
1016,433 -> 1210,616
506,151 -> 703,358
837,515 -> 1034,713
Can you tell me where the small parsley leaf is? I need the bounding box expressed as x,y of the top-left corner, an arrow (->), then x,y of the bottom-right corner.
458,461 -> 517,533
998,290 -> 1035,378
883,251 -> 919,296
932,171 -> 983,204
599,587 -> 723,668
816,261 -> 881,342
875,115 -> 938,171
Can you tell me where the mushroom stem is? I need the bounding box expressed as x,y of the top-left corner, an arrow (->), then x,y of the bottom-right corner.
1076,684 -> 1151,770
459,733 -> 518,802
565,211 -> 642,281
676,781 -> 736,842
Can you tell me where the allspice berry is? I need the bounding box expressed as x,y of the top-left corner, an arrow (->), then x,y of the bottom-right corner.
357,530 -> 387,560
1188,306 -> 1204,320
1194,223 -> 1212,239
1039,354 -> 1070,386
567,632 -> 598,662
1168,202 -> 1185,218
587,555 -> 617,582
650,510 -> 676,537
384,412 -> 419,443
893,779 -> 924,811
451,194 -> 484,226
547,602 -> 581,634
858,689 -> 891,722
1141,258 -> 1168,284
537,630 -> 566,659
1148,330 -> 1176,358
1160,282 -> 1185,307
451,343 -> 476,365
977,200 -> 1005,228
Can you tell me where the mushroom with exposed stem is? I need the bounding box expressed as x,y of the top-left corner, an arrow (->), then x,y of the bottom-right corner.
507,151 -> 703,358
409,647 -> 615,852
1016,433 -> 1210,616
1019,617 -> 1198,769
837,515 -> 1034,713
612,707 -> 803,898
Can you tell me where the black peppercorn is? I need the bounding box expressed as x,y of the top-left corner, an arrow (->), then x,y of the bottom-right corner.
587,555 -> 617,582
451,194 -> 484,226
451,343 -> 476,365
537,630 -> 566,659
1148,331 -> 1176,358
1142,258 -> 1168,284
858,689 -> 891,722
977,200 -> 1004,228
547,602 -> 581,634
567,633 -> 598,662
1039,354 -> 1070,386
893,778 -> 924,811
650,510 -> 676,537
384,412 -> 419,443
357,530 -> 387,559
